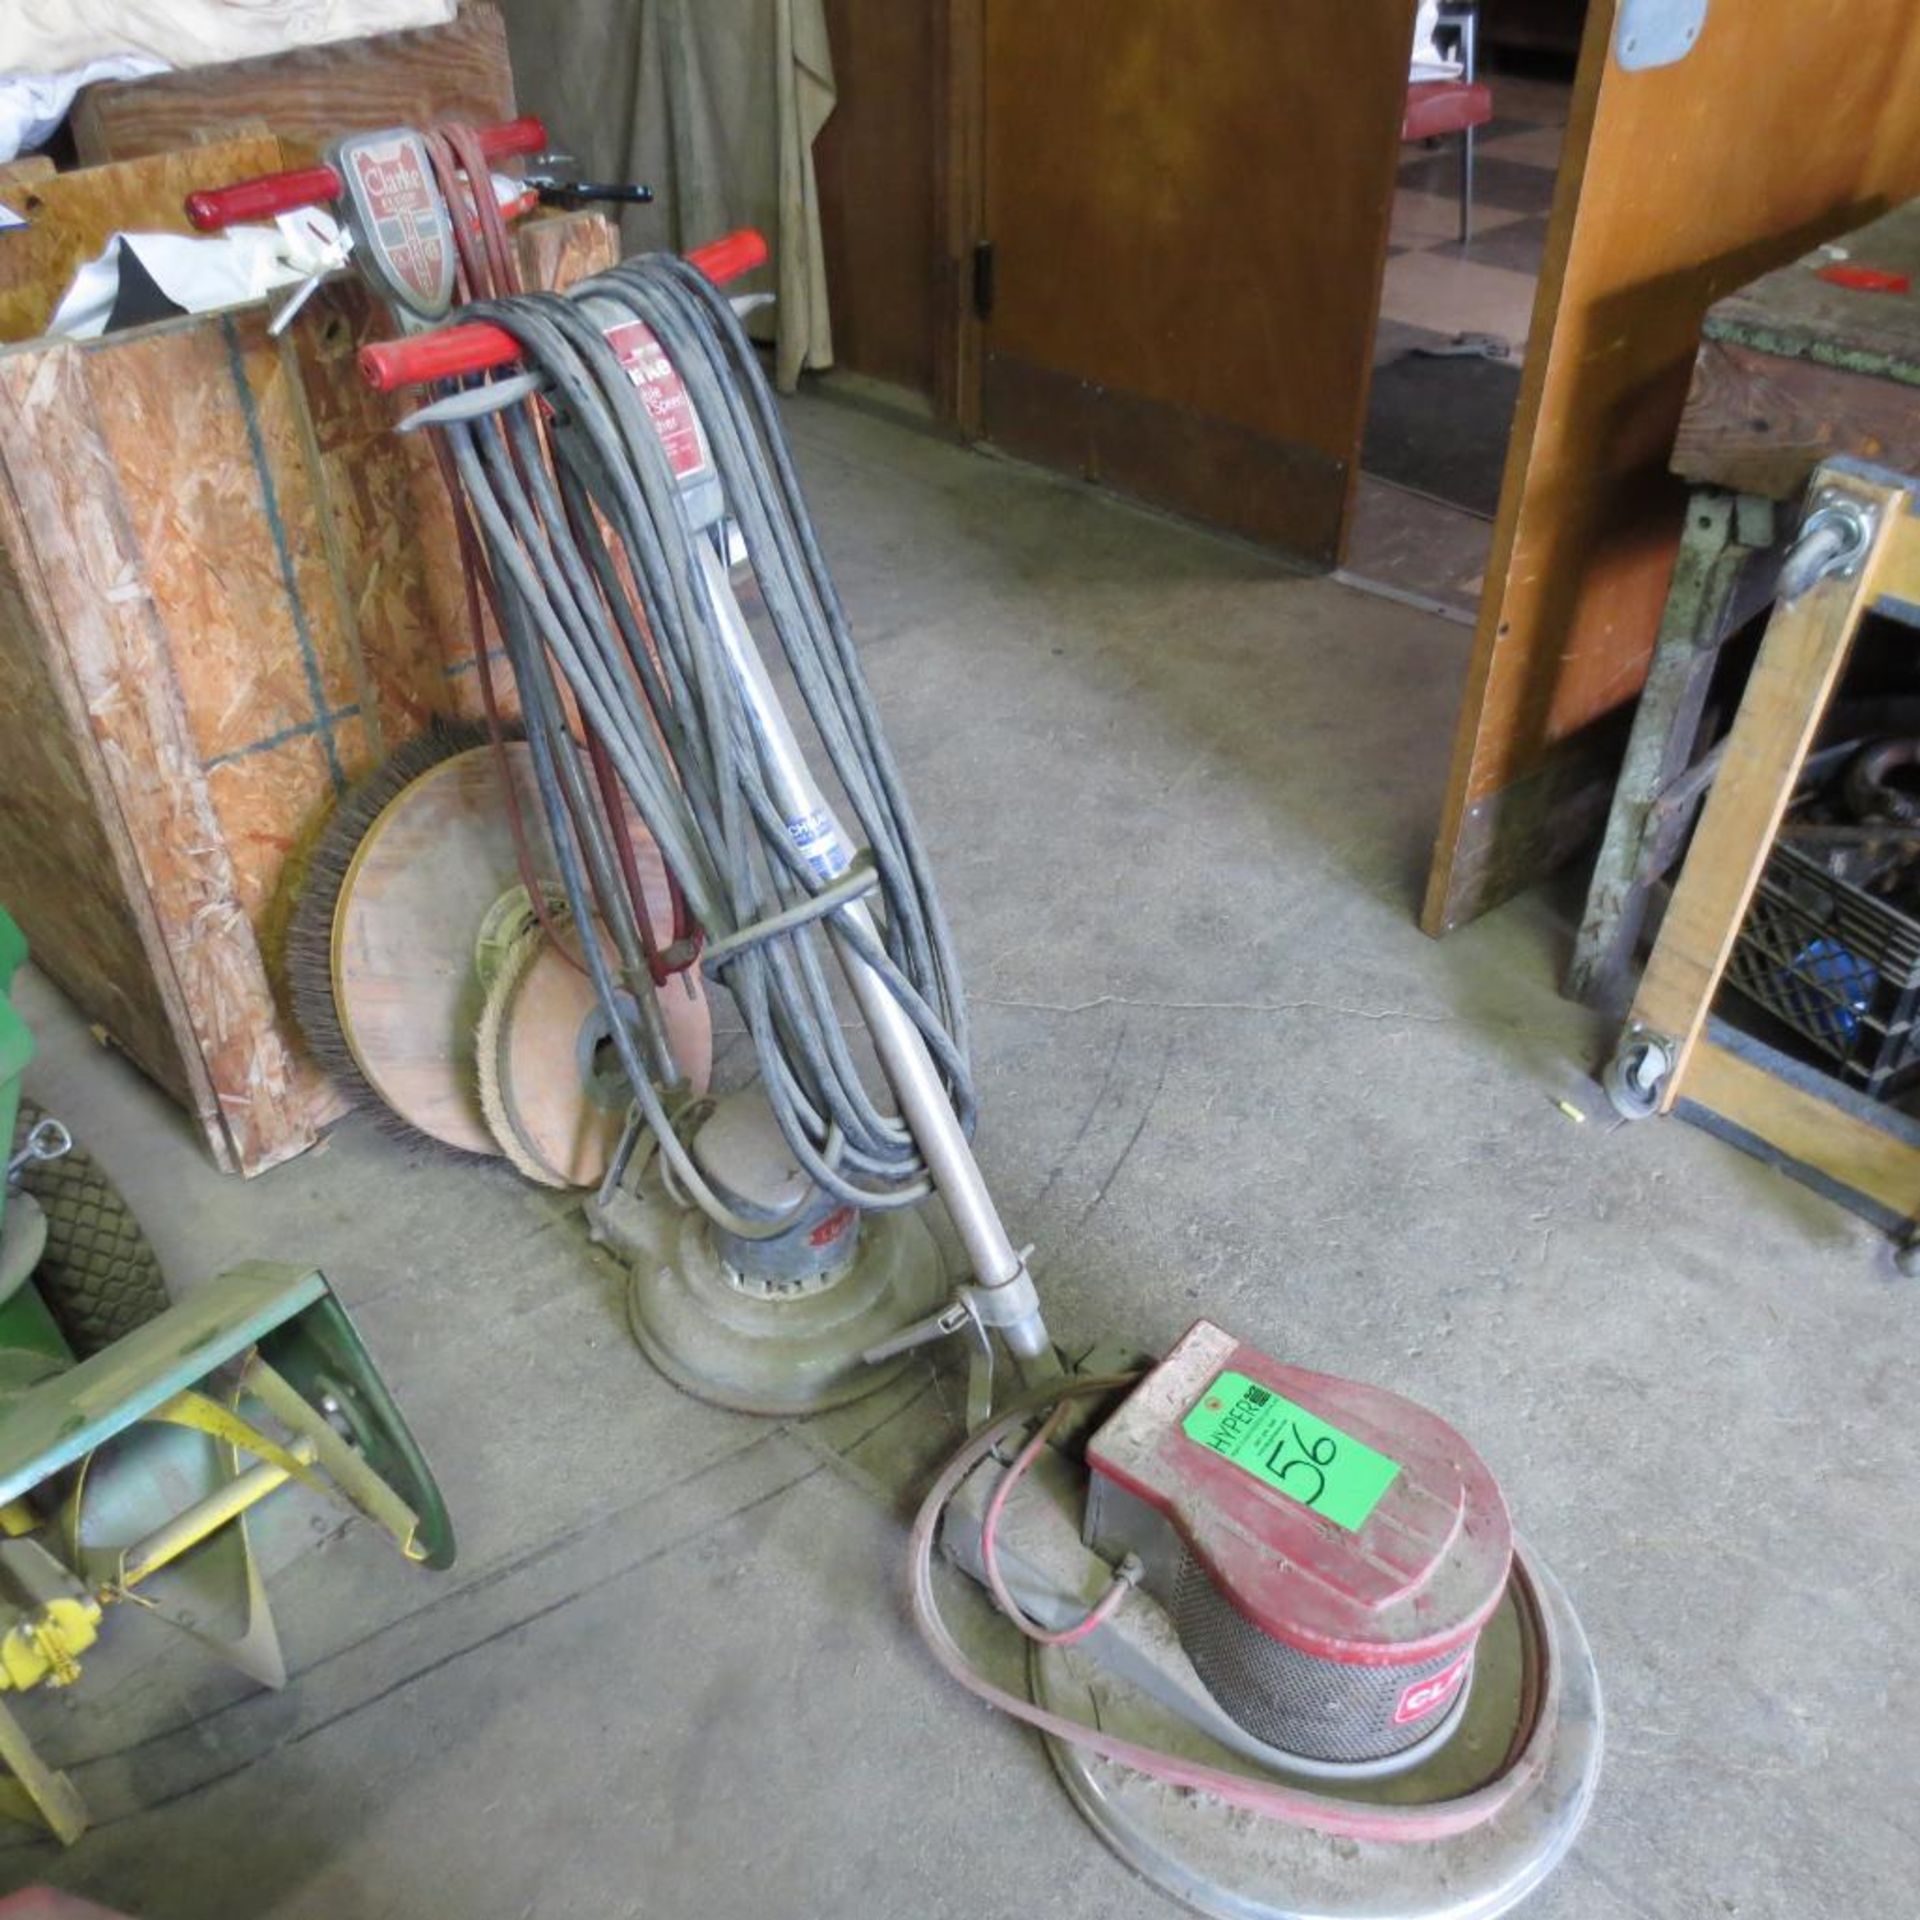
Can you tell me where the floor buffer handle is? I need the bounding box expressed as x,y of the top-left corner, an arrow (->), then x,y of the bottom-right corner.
355,229 -> 772,392
184,115 -> 549,231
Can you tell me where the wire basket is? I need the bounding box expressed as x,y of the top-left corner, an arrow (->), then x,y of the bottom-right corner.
1723,840 -> 1920,1097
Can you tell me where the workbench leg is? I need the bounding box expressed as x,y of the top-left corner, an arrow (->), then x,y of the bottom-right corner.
1568,492 -> 1751,1008
1606,464 -> 1917,1117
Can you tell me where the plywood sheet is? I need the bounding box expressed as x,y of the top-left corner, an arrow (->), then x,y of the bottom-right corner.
0,487 -> 195,1110
0,205 -> 613,1173
0,341 -> 319,1173
1423,0 -> 1920,933
0,136 -> 284,346
71,5 -> 514,167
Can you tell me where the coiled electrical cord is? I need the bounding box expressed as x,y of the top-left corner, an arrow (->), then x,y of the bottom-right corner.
431,252 -> 972,1227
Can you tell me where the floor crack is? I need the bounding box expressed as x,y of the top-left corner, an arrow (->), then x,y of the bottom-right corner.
977,991 -> 1456,1024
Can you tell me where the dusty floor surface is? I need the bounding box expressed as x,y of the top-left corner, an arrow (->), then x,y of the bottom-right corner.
6,393 -> 1913,1919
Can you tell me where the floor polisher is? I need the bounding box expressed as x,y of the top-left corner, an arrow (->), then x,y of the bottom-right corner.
198,132 -> 1603,1915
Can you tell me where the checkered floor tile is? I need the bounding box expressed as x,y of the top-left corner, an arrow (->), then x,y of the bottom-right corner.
1383,71 -> 1571,361
1345,69 -> 1571,608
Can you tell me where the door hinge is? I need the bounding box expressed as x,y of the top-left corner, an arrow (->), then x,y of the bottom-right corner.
1615,0 -> 1708,70
971,241 -> 995,322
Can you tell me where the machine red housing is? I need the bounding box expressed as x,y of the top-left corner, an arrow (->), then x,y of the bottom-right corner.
1085,1318 -> 1513,1762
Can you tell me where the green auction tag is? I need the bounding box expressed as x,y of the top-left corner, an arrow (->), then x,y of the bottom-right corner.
1182,1370 -> 1400,1532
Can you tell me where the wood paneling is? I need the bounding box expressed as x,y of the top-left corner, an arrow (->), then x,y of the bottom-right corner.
70,4 -> 514,166
966,0 -> 1414,561
1424,0 -> 1920,933
814,0 -> 938,393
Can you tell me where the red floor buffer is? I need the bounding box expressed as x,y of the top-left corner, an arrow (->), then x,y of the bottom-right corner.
195,130 -> 1602,1918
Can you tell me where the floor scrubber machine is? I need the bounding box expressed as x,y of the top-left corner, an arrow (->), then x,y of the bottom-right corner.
194,131 -> 1602,1917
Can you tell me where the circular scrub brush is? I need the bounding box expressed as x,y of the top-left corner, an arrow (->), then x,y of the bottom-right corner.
287,723 -> 709,1170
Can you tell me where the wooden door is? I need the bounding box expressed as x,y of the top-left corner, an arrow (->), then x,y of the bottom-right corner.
1423,0 -> 1920,935
950,0 -> 1415,566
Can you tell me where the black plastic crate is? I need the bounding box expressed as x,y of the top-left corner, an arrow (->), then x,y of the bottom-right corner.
1722,840 -> 1920,1097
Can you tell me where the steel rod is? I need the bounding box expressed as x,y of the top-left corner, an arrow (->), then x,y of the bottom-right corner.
694,539 -> 1052,1369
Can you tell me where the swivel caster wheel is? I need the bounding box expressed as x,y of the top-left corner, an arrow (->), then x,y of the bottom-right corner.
1602,1030 -> 1674,1120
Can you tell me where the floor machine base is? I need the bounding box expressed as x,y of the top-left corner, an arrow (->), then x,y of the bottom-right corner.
591,1158 -> 947,1416
942,1439 -> 1602,1920
1033,1551 -> 1601,1920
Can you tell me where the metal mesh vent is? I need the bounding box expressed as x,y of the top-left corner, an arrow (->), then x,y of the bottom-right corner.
1173,1552 -> 1469,1764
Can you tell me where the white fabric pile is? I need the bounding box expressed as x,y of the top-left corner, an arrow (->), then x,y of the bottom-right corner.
0,2 -> 454,74
1411,1 -> 1465,81
0,1 -> 457,161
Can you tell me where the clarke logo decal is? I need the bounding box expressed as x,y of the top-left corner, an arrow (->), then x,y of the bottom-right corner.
1393,1648 -> 1472,1725
346,133 -> 449,312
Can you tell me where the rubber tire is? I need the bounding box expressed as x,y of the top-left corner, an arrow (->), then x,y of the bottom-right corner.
10,1100 -> 170,1356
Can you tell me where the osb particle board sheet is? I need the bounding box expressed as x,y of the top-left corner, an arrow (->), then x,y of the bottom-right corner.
280,280 -> 469,744
0,135 -> 285,346
70,4 -> 515,168
0,526 -> 194,1108
75,310 -> 373,1051
84,314 -> 363,770
203,714 -> 374,1008
0,339 -> 319,1171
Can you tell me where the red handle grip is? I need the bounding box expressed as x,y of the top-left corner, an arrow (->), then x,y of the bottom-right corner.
682,228 -> 770,287
185,117 -> 549,231
359,228 -> 770,392
186,164 -> 343,232
476,114 -> 549,160
363,321 -> 525,390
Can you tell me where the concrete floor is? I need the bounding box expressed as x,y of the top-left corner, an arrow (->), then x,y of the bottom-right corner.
7,394 -> 1917,1919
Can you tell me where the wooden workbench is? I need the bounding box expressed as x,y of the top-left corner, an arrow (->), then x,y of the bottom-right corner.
1572,200 -> 1920,1008
1674,203 -> 1920,504
1585,200 -> 1920,1250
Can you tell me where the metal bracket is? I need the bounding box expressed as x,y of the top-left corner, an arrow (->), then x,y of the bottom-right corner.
5,1116 -> 69,1185
1615,0 -> 1708,70
1603,1025 -> 1677,1120
1778,495 -> 1877,602
859,1262 -> 1052,1430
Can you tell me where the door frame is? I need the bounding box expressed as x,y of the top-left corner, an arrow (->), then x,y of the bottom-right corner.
934,0 -> 987,436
